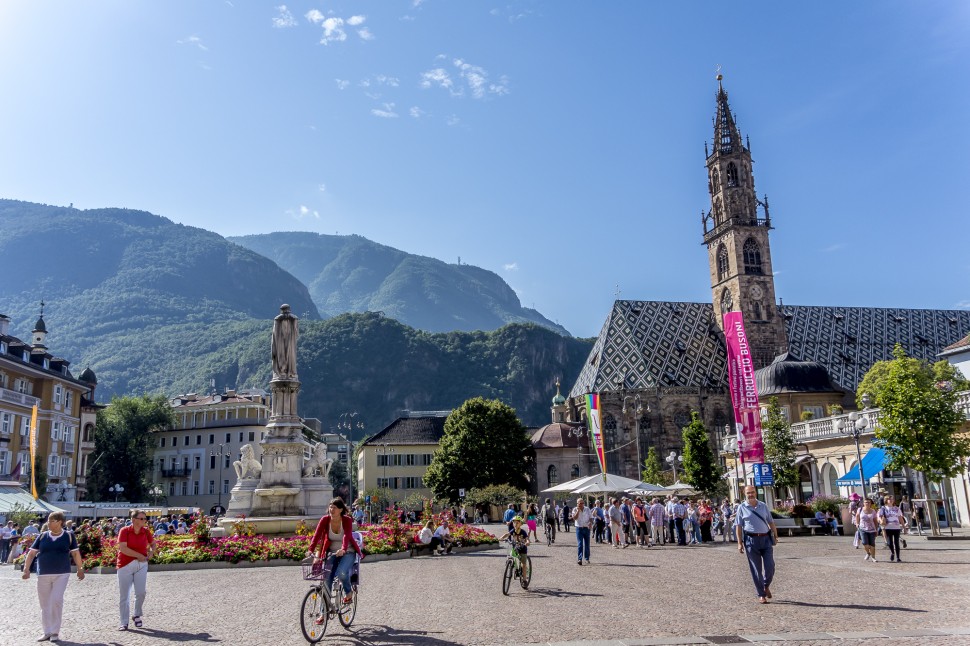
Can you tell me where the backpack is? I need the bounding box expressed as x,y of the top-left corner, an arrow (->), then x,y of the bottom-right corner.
544,505 -> 556,521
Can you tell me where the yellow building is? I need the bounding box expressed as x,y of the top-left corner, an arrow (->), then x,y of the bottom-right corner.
0,312 -> 97,501
357,412 -> 447,509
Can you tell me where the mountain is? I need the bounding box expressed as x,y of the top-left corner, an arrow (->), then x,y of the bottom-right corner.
0,199 -> 320,362
71,313 -> 593,433
229,231 -> 570,336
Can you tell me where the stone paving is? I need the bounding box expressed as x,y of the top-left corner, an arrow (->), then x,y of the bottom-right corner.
3,526 -> 970,645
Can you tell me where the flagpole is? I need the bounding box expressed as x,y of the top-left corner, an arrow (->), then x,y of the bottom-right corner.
29,404 -> 39,499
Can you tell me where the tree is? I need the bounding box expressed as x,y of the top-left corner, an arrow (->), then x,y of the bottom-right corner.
641,446 -> 672,486
464,483 -> 525,509
424,397 -> 535,504
680,411 -> 722,496
29,454 -> 48,500
857,351 -> 968,408
328,459 -> 350,501
761,397 -> 799,498
89,395 -> 176,503
870,345 -> 970,482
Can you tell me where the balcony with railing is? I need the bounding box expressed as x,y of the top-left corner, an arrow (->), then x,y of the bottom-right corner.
64,441 -> 76,454
702,216 -> 771,244
161,467 -> 193,478
0,387 -> 40,408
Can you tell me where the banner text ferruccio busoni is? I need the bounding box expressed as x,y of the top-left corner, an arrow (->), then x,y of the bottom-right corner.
585,393 -> 607,476
723,312 -> 764,463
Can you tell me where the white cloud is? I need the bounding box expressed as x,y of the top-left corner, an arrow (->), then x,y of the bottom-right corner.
305,9 -> 325,23
358,28 -> 374,41
289,205 -> 320,219
504,262 -> 519,272
306,12 -> 371,44
446,115 -> 461,126
176,35 -> 208,51
371,103 -> 399,118
956,300 -> 970,310
318,184 -> 327,192
321,17 -> 348,44
375,75 -> 399,87
822,243 -> 846,253
420,68 -> 453,90
409,106 -> 425,118
412,0 -> 425,6
335,79 -> 350,90
347,15 -> 366,26
272,5 -> 297,28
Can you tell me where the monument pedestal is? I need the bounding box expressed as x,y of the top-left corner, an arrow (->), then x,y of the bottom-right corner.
300,477 -> 333,517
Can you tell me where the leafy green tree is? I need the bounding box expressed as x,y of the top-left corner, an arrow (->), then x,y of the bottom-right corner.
464,483 -> 525,508
680,412 -> 722,496
7,502 -> 38,529
89,395 -> 176,503
641,446 -> 672,486
328,459 -> 350,501
762,397 -> 799,497
424,397 -> 535,504
857,351 -> 968,408
870,345 -> 970,481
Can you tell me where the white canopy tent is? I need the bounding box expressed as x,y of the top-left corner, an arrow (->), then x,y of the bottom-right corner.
542,473 -> 661,495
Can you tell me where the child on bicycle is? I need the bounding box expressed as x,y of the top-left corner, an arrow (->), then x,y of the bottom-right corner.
499,516 -> 530,577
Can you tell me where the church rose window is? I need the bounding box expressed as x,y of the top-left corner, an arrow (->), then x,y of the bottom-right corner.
743,238 -> 763,275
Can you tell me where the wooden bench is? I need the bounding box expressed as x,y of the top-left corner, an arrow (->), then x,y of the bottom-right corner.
410,542 -> 437,557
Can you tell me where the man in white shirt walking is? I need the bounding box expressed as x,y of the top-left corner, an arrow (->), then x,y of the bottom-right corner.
571,498 -> 593,565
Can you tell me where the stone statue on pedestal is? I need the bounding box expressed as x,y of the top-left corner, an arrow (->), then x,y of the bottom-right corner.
272,304 -> 299,381
302,442 -> 334,478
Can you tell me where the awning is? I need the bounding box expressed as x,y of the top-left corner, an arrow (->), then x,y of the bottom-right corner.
0,485 -> 68,515
836,447 -> 888,487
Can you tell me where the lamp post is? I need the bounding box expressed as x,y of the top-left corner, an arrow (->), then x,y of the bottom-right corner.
723,428 -> 743,502
666,451 -> 682,482
149,485 -> 163,506
837,411 -> 870,499
109,483 -> 124,502
211,443 -> 230,511
622,394 -> 648,479
377,443 -> 395,514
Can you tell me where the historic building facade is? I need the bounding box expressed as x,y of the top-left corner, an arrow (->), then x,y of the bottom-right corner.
0,311 -> 98,501
565,78 -> 970,490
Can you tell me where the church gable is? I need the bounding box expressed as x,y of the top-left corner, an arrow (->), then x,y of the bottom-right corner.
569,300 -> 728,396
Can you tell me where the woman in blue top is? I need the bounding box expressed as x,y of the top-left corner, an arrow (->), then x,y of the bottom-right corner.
21,512 -> 85,643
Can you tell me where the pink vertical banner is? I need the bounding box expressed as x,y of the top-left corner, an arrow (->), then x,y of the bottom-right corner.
723,312 -> 764,463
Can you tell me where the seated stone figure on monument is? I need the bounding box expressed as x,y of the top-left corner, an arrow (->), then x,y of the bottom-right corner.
234,444 -> 262,480
303,442 -> 333,478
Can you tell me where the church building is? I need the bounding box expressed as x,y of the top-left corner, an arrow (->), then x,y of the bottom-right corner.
561,77 -> 970,488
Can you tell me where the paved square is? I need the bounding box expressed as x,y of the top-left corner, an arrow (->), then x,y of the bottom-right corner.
4,528 -> 970,645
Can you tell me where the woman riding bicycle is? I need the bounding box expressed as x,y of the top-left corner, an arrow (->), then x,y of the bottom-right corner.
499,516 -> 530,577
308,498 -> 363,612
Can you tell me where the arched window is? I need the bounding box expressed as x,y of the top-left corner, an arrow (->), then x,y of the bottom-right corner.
83,423 -> 94,443
716,244 -> 729,281
726,163 -> 739,187
603,414 -> 619,473
713,197 -> 723,226
711,168 -> 720,193
822,463 -> 838,496
571,464 -> 581,478
720,288 -> 733,314
752,301 -> 763,321
603,414 -> 617,443
547,465 -> 559,487
743,238 -> 763,275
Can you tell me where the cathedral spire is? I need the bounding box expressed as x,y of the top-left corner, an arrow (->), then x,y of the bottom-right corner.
713,74 -> 744,157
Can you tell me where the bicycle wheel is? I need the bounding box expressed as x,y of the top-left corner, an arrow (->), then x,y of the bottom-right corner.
520,556 -> 532,590
338,586 -> 358,629
300,587 -> 328,643
502,559 -> 514,595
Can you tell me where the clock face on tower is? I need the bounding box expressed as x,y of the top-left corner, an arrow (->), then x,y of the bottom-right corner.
749,284 -> 764,300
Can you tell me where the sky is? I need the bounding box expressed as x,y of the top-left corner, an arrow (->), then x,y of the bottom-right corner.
1,1 -> 968,338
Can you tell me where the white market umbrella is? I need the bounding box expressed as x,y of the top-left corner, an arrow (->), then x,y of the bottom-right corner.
667,481 -> 698,496
570,473 -> 658,494
541,475 -> 601,493
626,483 -> 671,496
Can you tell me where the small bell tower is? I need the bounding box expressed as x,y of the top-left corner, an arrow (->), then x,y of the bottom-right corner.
702,74 -> 787,369
31,301 -> 48,350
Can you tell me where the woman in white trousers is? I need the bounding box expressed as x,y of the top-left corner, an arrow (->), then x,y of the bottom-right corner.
116,509 -> 155,630
21,512 -> 85,643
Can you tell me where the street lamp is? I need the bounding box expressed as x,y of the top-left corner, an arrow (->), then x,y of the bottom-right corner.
666,451 -> 683,482
837,410 -> 870,499
722,426 -> 743,501
211,443 -> 231,511
149,485 -> 163,505
376,443 -> 395,515
109,483 -> 124,502
622,394 -> 648,480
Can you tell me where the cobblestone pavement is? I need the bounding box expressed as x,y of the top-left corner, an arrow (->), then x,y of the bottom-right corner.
3,527 -> 970,646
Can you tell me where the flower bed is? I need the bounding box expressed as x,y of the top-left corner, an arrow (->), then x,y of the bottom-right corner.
66,516 -> 497,568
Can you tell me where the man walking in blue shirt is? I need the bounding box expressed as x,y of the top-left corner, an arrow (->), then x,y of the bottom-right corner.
735,486 -> 779,604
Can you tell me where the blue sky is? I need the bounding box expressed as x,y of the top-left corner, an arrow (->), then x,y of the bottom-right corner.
1,1 -> 967,338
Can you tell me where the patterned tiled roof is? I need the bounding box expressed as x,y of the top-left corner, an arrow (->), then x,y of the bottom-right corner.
569,300 -> 970,397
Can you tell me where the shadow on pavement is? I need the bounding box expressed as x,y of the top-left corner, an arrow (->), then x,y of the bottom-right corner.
592,562 -> 655,568
522,587 -> 604,599
135,628 -> 221,642
329,623 -> 464,645
773,600 -> 927,612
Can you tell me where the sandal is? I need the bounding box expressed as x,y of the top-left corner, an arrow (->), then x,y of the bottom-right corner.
342,594 -> 354,604
133,616 -> 143,628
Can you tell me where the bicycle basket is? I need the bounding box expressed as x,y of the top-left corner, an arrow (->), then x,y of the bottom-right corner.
301,557 -> 333,581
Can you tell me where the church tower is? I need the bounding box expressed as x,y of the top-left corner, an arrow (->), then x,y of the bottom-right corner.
702,75 -> 787,369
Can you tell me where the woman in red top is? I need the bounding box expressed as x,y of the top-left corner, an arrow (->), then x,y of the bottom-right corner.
116,509 -> 155,631
309,498 -> 362,607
